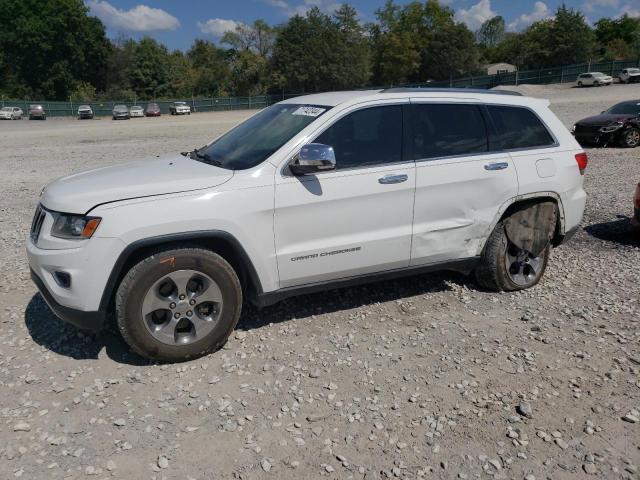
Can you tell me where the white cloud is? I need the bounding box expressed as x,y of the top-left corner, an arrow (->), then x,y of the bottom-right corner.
197,18 -> 245,37
263,0 -> 341,17
455,0 -> 497,31
508,1 -> 552,30
583,0 -> 619,12
87,0 -> 180,32
619,3 -> 640,16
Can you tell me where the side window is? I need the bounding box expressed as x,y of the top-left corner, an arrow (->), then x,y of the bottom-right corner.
411,103 -> 488,160
314,105 -> 402,169
486,105 -> 555,150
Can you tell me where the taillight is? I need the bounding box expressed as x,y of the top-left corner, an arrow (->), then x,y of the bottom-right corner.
575,152 -> 588,175
634,183 -> 640,209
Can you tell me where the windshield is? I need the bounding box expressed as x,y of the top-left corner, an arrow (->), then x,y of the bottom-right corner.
114,105 -> 127,110
1,107 -> 12,112
606,102 -> 640,115
593,72 -> 605,77
195,104 -> 330,170
628,68 -> 640,74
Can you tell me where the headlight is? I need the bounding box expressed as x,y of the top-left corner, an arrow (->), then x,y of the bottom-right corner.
50,212 -> 101,239
571,124 -> 576,133
599,123 -> 623,133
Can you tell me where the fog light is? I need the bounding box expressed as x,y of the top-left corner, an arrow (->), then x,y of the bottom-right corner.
53,271 -> 71,288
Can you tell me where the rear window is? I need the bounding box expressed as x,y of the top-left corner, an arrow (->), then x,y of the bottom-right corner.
486,105 -> 555,150
411,104 -> 488,160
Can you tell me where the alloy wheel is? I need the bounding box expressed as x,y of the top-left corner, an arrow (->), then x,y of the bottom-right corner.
504,242 -> 544,288
625,129 -> 640,148
141,269 -> 223,345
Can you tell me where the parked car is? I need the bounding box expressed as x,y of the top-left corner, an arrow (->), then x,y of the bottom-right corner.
129,105 -> 144,118
576,72 -> 613,87
0,106 -> 23,120
572,100 -> 640,148
27,88 -> 587,362
145,103 -> 161,117
112,105 -> 130,120
632,182 -> 640,230
619,68 -> 640,84
77,105 -> 94,120
169,101 -> 191,115
28,104 -> 46,120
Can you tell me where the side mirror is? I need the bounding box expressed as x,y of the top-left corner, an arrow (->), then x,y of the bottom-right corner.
290,143 -> 336,176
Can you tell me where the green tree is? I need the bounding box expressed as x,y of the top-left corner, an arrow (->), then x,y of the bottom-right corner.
477,16 -> 505,47
187,39 -> 231,97
270,6 -> 370,93
595,14 -> 640,60
0,0 -> 111,99
492,6 -> 596,69
129,38 -> 171,100
422,22 -> 482,80
222,19 -> 275,57
167,51 -> 194,98
370,0 -> 477,84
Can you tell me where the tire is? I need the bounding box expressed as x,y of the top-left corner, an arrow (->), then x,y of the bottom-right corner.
475,220 -> 550,292
116,247 -> 242,362
620,128 -> 640,148
577,81 -> 583,87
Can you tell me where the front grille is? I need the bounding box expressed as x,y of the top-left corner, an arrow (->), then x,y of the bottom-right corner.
30,205 -> 46,242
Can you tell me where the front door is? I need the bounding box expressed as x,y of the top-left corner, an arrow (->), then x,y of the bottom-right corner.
274,103 -> 416,288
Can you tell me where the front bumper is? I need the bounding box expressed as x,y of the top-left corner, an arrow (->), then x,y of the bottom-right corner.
30,269 -> 105,330
573,130 -> 620,146
27,232 -> 127,329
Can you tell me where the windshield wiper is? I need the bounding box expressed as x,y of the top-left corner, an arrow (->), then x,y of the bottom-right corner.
190,148 -> 224,167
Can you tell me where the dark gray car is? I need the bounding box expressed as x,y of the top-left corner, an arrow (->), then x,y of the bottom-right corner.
112,105 -> 130,120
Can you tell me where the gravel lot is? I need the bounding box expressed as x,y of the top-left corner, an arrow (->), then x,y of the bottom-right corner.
0,83 -> 639,480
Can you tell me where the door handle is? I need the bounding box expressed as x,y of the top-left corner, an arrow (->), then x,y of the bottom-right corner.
484,162 -> 509,171
378,174 -> 408,184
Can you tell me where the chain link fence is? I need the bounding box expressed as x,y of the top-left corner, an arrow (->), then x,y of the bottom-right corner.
2,59 -> 639,117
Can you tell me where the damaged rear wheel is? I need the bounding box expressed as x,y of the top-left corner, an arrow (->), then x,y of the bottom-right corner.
475,203 -> 555,291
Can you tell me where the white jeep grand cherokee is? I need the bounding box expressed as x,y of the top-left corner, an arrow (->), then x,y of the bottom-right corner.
27,88 -> 587,362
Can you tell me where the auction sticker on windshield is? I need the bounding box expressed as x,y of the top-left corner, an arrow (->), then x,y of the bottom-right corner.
292,106 -> 326,117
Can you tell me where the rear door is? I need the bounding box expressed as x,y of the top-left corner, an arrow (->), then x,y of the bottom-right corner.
409,101 -> 519,265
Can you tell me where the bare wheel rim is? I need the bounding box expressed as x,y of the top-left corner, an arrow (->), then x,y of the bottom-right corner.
141,269 -> 223,346
626,130 -> 640,147
504,242 -> 544,287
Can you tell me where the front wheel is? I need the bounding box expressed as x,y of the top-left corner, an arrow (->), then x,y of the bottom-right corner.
620,128 -> 640,148
475,221 -> 550,292
116,248 -> 242,362
577,81 -> 583,87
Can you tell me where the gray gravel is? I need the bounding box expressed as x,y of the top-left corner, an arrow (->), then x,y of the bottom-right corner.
0,84 -> 639,479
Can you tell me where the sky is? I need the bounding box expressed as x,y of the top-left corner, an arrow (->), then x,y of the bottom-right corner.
85,0 -> 640,51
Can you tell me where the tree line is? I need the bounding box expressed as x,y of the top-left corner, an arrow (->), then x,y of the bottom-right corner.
1,0 -> 639,101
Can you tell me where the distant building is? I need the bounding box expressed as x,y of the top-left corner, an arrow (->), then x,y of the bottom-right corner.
487,63 -> 517,75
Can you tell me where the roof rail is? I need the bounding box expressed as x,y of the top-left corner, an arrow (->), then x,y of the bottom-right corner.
382,87 -> 523,97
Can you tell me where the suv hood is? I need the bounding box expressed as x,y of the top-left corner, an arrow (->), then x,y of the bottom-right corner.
41,154 -> 233,214
576,113 -> 635,126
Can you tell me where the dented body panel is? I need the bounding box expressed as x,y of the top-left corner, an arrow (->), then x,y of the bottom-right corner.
411,151 -> 518,265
